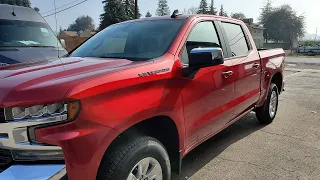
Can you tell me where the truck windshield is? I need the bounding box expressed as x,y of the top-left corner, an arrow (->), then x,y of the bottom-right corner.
0,19 -> 62,48
70,19 -> 185,61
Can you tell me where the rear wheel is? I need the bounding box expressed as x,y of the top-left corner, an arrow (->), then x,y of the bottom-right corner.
308,51 -> 314,56
97,135 -> 171,180
256,83 -> 279,124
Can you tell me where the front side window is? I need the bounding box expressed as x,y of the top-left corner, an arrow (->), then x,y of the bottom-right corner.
221,22 -> 249,57
181,21 -> 221,64
71,20 -> 185,61
0,19 -> 62,48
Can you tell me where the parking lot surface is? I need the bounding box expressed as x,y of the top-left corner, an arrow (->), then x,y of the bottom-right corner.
172,64 -> 320,180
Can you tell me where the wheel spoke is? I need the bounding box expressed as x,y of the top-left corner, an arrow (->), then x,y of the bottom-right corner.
127,157 -> 162,180
147,164 -> 162,179
269,91 -> 277,117
127,173 -> 137,180
140,158 -> 150,175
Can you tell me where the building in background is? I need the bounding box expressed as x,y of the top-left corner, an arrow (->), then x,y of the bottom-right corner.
58,30 -> 96,52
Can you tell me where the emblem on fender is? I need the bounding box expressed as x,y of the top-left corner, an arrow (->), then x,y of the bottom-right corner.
138,68 -> 170,77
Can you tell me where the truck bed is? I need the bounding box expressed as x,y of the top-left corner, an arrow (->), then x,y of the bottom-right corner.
258,48 -> 285,59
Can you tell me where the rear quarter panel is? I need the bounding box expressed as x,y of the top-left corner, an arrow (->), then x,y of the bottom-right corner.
256,49 -> 285,107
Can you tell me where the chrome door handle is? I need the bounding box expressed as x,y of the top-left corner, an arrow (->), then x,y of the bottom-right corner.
222,70 -> 234,79
253,63 -> 260,69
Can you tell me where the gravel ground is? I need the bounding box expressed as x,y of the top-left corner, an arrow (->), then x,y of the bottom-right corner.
286,56 -> 320,66
172,64 -> 320,180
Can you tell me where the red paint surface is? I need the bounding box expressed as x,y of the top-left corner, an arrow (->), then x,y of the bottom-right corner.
0,15 -> 285,180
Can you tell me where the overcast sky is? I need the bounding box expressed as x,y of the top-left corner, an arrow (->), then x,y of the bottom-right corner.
30,0 -> 319,35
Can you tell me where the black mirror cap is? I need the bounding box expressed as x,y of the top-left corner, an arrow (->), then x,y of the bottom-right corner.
189,47 -> 224,69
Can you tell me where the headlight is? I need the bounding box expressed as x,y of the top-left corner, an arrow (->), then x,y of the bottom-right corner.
4,101 -> 80,122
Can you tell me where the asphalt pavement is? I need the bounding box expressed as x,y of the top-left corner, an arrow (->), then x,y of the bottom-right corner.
172,63 -> 320,180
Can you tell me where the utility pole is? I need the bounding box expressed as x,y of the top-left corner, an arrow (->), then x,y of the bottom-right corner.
315,27 -> 318,41
135,0 -> 138,19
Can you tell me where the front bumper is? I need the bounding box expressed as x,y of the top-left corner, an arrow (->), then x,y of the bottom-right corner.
0,113 -> 66,178
0,164 -> 66,180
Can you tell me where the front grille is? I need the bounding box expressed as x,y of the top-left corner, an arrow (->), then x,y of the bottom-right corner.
0,149 -> 13,172
0,108 -> 5,123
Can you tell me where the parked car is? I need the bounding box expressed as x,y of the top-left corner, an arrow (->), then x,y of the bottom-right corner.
297,45 -> 320,56
0,4 -> 67,66
0,13 -> 285,180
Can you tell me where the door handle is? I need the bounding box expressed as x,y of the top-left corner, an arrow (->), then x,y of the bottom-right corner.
222,70 -> 234,79
253,63 -> 260,69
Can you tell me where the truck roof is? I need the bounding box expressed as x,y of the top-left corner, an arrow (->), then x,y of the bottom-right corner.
0,4 -> 45,23
119,14 -> 243,24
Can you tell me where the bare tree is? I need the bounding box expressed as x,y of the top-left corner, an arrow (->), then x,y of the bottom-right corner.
230,12 -> 246,20
187,6 -> 198,15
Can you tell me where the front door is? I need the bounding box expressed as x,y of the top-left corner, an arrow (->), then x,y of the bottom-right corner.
179,21 -> 235,149
220,22 -> 261,118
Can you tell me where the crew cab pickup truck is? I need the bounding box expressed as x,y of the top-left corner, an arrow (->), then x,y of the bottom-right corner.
0,13 -> 285,180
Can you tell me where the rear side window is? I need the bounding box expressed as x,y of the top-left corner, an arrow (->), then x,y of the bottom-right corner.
181,21 -> 221,64
221,22 -> 249,57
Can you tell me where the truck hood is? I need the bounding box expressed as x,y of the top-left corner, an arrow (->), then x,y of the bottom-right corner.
0,57 -> 142,107
0,47 -> 68,65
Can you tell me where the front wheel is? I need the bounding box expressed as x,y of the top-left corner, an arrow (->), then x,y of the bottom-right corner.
97,135 -> 171,180
255,83 -> 279,124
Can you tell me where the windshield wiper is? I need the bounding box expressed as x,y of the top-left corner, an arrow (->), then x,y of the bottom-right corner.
98,56 -> 135,61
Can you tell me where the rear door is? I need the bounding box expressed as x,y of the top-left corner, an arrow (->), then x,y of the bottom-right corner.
219,21 -> 261,118
178,20 -> 235,149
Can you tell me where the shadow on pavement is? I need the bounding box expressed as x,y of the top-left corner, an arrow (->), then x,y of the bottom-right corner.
172,112 -> 266,180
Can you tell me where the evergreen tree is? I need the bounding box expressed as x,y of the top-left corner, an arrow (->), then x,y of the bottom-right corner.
156,0 -> 170,16
208,0 -> 217,15
197,0 -> 208,14
123,0 -> 140,20
99,0 -> 126,29
219,5 -> 228,17
0,0 -> 31,7
145,11 -> 152,17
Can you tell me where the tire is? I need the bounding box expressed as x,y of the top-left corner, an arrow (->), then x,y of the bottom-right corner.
97,135 -> 171,180
256,83 -> 279,124
308,51 -> 314,56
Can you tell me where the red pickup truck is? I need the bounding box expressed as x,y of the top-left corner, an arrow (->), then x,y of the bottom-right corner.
0,13 -> 284,180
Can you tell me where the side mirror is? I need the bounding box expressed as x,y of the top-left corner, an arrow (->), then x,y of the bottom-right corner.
183,47 -> 224,78
60,39 -> 66,49
189,47 -> 224,68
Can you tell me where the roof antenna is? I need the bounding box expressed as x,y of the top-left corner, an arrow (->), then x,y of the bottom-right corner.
171,9 -> 182,18
11,0 -> 16,16
53,0 -> 60,58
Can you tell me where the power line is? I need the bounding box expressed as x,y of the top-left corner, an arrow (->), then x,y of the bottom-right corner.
54,0 -> 59,58
42,0 -> 83,15
43,0 -> 88,18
